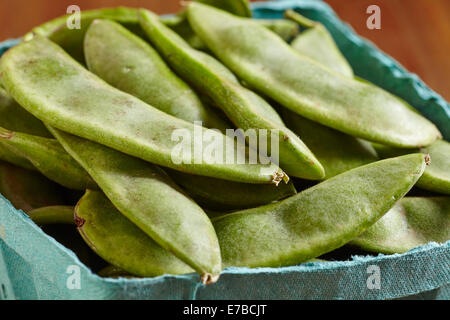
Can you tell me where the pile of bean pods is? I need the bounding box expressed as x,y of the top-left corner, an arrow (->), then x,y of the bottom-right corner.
0,0 -> 448,284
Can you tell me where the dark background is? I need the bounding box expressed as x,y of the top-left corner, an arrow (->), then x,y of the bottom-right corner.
0,0 -> 449,100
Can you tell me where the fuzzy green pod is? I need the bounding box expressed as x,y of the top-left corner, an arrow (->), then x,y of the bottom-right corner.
75,191 -> 194,278
0,127 -> 97,190
24,7 -> 141,63
282,109 -> 378,179
84,19 -> 230,131
0,87 -> 51,138
27,206 -> 75,225
286,10 -> 353,77
213,154 -> 427,268
373,139 -> 450,195
257,19 -> 300,42
139,9 -> 324,180
194,0 -> 252,17
187,3 -> 441,148
0,161 -> 65,212
50,126 -> 221,280
0,36 -> 285,185
168,169 -> 297,210
352,197 -> 450,254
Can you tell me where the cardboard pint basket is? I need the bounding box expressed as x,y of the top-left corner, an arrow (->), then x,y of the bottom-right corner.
0,0 -> 449,300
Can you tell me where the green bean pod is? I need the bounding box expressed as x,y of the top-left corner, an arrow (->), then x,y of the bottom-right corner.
0,143 -> 35,171
187,3 -> 441,148
84,19 -> 230,131
280,12 -> 380,179
139,10 -> 325,180
256,19 -> 299,42
282,107 -> 379,180
286,10 -> 353,77
49,127 -> 221,280
24,7 -> 140,63
0,161 -> 65,212
27,206 -> 75,225
168,15 -> 299,51
0,87 -> 51,138
0,127 -> 97,190
373,139 -> 450,195
0,36 -> 285,184
213,154 -> 428,268
194,0 -> 252,17
351,197 -> 450,254
75,190 -> 194,278
168,169 -> 296,210
97,265 -> 136,278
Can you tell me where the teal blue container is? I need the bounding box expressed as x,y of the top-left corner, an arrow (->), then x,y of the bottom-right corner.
0,0 -> 449,300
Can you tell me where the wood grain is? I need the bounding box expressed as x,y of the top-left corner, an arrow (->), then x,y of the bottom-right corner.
0,0 -> 448,100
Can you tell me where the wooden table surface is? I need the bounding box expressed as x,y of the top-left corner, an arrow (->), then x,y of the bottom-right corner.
0,0 -> 449,100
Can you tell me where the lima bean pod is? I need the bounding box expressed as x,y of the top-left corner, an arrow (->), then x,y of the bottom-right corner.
283,110 -> 379,179
0,36 -> 286,185
0,141 -> 35,171
75,190 -> 194,278
373,139 -> 450,195
139,10 -> 325,180
286,10 -> 353,77
194,0 -> 252,17
0,127 -> 97,190
351,197 -> 450,254
0,87 -> 51,138
213,154 -> 427,268
0,160 -> 65,212
168,16 -> 300,51
281,13 -> 380,179
27,206 -> 75,225
24,7 -> 141,63
187,3 -> 441,148
49,126 -> 222,280
84,19 -> 230,131
256,19 -> 299,42
98,265 -> 135,278
167,169 -> 297,210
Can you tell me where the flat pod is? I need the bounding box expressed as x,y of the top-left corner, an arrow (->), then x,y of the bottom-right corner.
97,265 -> 135,278
374,139 -> 450,195
187,3 -> 441,148
282,109 -> 378,179
194,0 -> 252,17
0,87 -> 51,137
0,161 -> 65,212
169,17 -> 300,51
286,10 -> 353,77
24,7 -> 141,63
139,10 -> 324,180
84,19 -> 230,131
0,127 -> 97,190
75,190 -> 193,277
168,169 -> 297,210
213,154 -> 427,268
257,19 -> 299,42
50,127 -> 222,279
0,142 -> 35,171
0,36 -> 285,184
351,197 -> 450,254
27,206 -> 75,225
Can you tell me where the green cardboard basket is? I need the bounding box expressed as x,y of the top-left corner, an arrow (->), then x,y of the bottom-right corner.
0,0 -> 449,300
